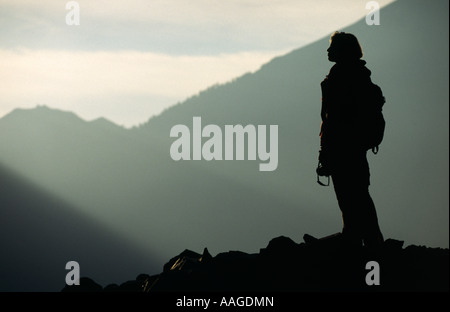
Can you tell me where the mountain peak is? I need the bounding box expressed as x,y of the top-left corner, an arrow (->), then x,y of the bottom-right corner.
0,105 -> 125,132
0,105 -> 84,126
89,116 -> 124,131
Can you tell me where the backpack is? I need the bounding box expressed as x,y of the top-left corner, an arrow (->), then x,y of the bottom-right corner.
358,82 -> 386,154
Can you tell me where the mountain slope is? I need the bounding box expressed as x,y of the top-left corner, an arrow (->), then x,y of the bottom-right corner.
0,163 -> 161,291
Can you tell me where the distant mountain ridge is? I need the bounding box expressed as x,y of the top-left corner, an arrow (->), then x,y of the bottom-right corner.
0,0 -> 448,291
1,105 -> 124,130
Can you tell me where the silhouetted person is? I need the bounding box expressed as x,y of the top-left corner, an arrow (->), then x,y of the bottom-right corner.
317,31 -> 384,248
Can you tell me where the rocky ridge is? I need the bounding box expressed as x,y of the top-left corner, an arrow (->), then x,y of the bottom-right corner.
62,234 -> 449,292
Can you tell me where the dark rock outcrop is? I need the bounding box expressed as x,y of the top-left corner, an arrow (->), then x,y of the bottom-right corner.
61,277 -> 103,292
62,234 -> 449,292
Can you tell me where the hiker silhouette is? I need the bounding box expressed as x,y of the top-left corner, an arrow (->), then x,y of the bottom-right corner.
317,31 -> 384,248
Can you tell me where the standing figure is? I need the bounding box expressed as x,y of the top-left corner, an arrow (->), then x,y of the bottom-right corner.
318,31 -> 384,248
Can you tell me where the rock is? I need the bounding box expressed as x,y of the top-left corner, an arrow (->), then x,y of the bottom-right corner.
61,277 -> 103,292
118,280 -> 142,292
61,234 -> 449,292
199,248 -> 212,263
163,249 -> 202,272
103,283 -> 120,292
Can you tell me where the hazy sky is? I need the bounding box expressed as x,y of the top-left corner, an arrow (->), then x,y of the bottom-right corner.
0,0 -> 395,127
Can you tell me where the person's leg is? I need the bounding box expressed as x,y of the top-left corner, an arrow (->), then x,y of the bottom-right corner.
360,188 -> 384,247
333,174 -> 384,248
331,150 -> 385,247
332,174 -> 363,247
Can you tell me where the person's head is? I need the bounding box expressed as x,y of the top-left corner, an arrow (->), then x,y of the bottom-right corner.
327,31 -> 363,63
